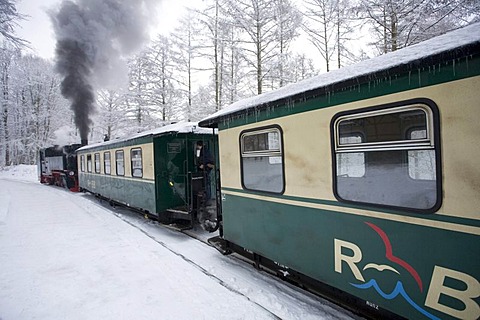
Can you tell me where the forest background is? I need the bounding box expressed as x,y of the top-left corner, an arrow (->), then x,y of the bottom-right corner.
1,0 -> 478,167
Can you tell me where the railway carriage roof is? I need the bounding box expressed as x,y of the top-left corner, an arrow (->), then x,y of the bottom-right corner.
199,22 -> 480,128
77,122 -> 213,152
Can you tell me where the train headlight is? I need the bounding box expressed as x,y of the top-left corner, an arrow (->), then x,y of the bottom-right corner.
69,171 -> 75,176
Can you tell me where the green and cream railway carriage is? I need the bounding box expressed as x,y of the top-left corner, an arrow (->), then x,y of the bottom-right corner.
77,122 -> 217,225
200,24 -> 480,319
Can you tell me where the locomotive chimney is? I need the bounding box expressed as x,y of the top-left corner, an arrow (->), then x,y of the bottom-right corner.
81,139 -> 88,146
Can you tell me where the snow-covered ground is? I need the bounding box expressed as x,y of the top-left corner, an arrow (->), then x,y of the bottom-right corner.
0,164 -> 38,183
0,166 -> 359,320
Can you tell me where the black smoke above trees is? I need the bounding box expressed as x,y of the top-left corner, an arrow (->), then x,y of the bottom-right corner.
55,39 -> 94,142
50,0 -> 158,141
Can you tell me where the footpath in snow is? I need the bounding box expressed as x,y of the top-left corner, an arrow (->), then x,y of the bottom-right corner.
0,166 -> 358,320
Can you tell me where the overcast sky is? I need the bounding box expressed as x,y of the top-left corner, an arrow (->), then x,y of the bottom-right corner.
15,0 -> 186,60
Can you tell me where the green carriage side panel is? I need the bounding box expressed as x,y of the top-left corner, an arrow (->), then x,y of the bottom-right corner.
77,136 -> 157,215
221,193 -> 479,320
153,133 -> 218,213
79,173 -> 156,213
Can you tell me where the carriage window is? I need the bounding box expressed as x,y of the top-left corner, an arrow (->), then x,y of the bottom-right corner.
80,155 -> 85,172
87,154 -> 92,173
333,103 -> 439,212
131,148 -> 143,178
116,150 -> 125,176
104,152 -> 111,175
241,127 -> 284,193
94,153 -> 101,173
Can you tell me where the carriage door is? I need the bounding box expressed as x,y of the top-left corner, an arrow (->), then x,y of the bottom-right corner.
154,135 -> 190,213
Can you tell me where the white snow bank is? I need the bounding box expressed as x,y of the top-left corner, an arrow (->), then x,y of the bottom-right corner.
0,164 -> 38,183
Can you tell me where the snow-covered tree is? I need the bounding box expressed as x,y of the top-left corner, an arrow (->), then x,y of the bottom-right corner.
0,44 -> 16,165
302,0 -> 354,71
284,53 -> 319,83
147,35 -> 184,121
171,9 -> 204,121
1,49 -> 71,166
95,89 -> 128,140
0,0 -> 28,48
271,0 -> 302,87
13,55 -> 65,161
127,52 -> 153,128
358,0 -> 480,53
225,0 -> 279,95
194,0 -> 227,111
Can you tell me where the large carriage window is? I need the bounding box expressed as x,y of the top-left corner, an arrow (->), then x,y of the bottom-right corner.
131,148 -> 143,178
94,153 -> 101,173
80,155 -> 85,172
115,150 -> 125,176
333,103 -> 440,212
241,127 -> 284,193
87,154 -> 92,173
104,152 -> 111,175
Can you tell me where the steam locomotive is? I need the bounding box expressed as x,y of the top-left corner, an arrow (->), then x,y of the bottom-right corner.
38,144 -> 82,192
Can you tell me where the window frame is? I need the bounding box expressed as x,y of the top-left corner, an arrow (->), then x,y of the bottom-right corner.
104,151 -> 111,175
331,98 -> 442,214
333,105 -> 435,152
94,153 -> 101,174
239,125 -> 285,194
115,150 -> 125,176
130,147 -> 143,178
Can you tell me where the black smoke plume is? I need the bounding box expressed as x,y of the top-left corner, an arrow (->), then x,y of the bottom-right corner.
56,39 -> 94,141
50,0 -> 158,141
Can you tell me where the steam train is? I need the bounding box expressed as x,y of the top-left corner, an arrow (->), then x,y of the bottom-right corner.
45,24 -> 479,319
38,144 -> 82,191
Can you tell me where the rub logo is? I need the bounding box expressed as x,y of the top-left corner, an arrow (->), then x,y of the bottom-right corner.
334,222 -> 480,320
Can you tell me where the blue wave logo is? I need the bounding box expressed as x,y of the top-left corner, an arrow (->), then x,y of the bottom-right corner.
351,279 -> 440,320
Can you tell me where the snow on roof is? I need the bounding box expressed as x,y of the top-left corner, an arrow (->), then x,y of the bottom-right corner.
200,23 -> 480,126
77,121 -> 213,151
